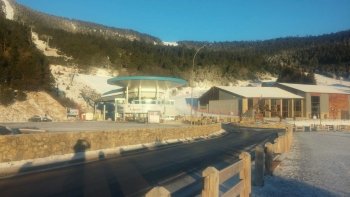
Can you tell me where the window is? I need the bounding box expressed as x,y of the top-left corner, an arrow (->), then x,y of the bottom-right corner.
294,99 -> 302,117
248,99 -> 253,110
271,99 -> 278,117
282,99 -> 289,118
311,96 -> 320,118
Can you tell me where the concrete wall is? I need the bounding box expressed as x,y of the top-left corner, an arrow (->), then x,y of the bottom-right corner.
219,90 -> 233,100
208,99 -> 238,115
320,93 -> 329,119
305,93 -> 311,118
0,125 -> 221,163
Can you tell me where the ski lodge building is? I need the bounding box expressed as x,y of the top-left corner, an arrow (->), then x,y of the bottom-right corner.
103,76 -> 187,121
199,83 -> 350,119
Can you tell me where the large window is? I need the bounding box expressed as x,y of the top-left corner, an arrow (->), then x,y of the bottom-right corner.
294,99 -> 302,117
271,99 -> 278,117
311,96 -> 320,118
282,99 -> 289,118
248,98 -> 254,110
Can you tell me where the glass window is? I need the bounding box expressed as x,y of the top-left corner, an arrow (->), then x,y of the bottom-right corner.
271,99 -> 278,117
294,99 -> 302,117
282,99 -> 289,118
248,99 -> 253,110
311,96 -> 320,118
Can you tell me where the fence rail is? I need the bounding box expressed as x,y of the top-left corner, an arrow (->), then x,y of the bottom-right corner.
146,124 -> 294,197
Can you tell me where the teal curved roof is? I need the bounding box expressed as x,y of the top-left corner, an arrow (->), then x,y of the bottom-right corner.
107,76 -> 187,89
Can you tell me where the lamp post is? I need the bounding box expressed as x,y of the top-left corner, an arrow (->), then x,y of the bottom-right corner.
190,45 -> 206,124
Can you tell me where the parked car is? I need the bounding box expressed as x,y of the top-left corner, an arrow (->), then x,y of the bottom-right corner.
28,115 -> 52,122
0,126 -> 21,135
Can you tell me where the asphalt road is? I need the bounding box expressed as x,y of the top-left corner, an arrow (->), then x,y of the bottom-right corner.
0,125 -> 279,197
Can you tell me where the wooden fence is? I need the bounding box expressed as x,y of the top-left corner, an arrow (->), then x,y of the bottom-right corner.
258,125 -> 294,184
146,125 -> 294,197
146,152 -> 251,197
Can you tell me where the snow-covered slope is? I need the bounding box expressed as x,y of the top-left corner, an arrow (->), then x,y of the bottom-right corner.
50,65 -> 117,112
1,0 -> 14,20
0,92 -> 67,122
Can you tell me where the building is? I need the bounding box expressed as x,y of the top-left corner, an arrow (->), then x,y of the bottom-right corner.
199,83 -> 350,120
105,76 -> 187,121
199,86 -> 303,118
277,83 -> 350,119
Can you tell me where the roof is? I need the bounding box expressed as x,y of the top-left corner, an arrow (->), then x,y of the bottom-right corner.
216,86 -> 303,99
279,83 -> 349,94
107,76 -> 187,89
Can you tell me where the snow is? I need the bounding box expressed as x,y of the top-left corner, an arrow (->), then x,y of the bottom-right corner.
315,73 -> 350,87
77,73 -> 117,94
0,92 -> 67,122
253,132 -> 350,196
286,119 -> 350,127
1,0 -> 14,20
279,83 -> 348,94
162,41 -> 178,46
51,65 -> 119,111
217,86 -> 303,99
171,87 -> 209,115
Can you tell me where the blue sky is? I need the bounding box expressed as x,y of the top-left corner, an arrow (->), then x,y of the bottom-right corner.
17,0 -> 350,42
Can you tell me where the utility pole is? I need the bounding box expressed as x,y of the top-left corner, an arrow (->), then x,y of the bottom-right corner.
190,45 -> 206,124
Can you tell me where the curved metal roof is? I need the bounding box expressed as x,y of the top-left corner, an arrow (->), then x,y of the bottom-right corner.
107,76 -> 187,89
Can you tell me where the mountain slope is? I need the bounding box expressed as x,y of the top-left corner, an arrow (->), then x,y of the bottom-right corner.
0,91 -> 67,122
12,1 -> 160,44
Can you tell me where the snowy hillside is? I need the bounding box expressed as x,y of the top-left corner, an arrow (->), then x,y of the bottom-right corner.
1,0 -> 14,20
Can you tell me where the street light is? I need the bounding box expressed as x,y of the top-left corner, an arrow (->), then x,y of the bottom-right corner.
190,45 -> 206,124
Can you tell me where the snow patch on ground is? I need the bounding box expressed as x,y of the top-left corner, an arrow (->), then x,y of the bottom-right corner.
1,0 -> 14,20
0,92 -> 67,122
253,132 -> 350,196
77,73 -> 117,94
162,41 -> 178,46
171,87 -> 209,115
51,65 -> 117,112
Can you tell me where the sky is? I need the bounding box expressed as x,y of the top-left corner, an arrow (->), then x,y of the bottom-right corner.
16,0 -> 350,42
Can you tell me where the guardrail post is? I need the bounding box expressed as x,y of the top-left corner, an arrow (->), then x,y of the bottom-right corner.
254,146 -> 265,186
239,152 -> 251,197
202,167 -> 219,197
283,135 -> 287,153
265,142 -> 273,176
145,186 -> 170,197
274,138 -> 279,153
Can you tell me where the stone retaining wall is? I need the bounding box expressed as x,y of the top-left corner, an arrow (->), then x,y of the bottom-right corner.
0,124 -> 221,163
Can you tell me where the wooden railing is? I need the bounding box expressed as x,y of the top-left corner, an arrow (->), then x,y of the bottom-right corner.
202,152 -> 251,197
257,125 -> 294,185
146,125 -> 294,197
146,152 -> 251,197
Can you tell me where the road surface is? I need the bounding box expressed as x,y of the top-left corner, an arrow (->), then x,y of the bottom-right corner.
0,125 -> 279,197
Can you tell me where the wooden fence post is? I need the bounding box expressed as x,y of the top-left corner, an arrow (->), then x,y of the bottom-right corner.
145,186 -> 170,197
239,152 -> 251,197
254,146 -> 265,186
202,167 -> 219,197
265,142 -> 273,176
274,138 -> 280,153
